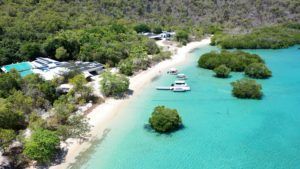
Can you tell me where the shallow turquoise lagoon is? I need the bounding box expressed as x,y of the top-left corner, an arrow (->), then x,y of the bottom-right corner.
75,45 -> 300,169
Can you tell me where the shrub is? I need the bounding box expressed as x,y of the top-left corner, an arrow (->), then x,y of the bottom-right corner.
0,99 -> 25,130
149,106 -> 182,133
118,59 -> 134,76
245,63 -> 272,79
231,79 -> 263,99
100,72 -> 130,97
153,26 -> 163,34
24,129 -> 60,164
0,129 -> 16,150
145,40 -> 160,55
198,50 -> 264,72
213,64 -> 231,78
134,24 -> 151,33
175,30 -> 189,45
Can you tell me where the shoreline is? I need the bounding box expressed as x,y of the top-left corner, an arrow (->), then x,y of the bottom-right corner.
50,37 -> 211,169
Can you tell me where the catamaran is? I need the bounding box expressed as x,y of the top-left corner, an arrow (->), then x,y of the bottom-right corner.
156,80 -> 191,92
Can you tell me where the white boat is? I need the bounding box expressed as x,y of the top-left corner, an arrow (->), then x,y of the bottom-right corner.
167,68 -> 178,75
156,80 -> 191,92
176,73 -> 188,80
171,80 -> 191,92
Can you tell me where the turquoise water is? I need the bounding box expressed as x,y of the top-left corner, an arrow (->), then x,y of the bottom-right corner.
3,62 -> 33,77
76,45 -> 300,169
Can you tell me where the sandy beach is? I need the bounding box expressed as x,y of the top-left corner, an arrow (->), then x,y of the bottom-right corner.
50,37 -> 211,169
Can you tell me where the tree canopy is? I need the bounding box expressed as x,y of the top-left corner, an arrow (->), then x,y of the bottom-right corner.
149,106 -> 182,133
231,79 -> 263,99
213,64 -> 231,78
100,72 -> 130,97
198,50 -> 264,72
24,129 -> 60,164
245,63 -> 272,79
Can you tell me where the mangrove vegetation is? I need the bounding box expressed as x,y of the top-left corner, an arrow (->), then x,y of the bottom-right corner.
231,79 -> 263,99
149,106 -> 182,133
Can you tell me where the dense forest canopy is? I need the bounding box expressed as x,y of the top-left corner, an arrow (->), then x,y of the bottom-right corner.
0,0 -> 299,66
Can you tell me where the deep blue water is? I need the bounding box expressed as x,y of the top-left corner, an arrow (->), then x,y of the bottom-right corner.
75,45 -> 300,169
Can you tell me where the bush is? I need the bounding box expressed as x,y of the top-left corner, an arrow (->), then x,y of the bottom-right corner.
0,100 -> 25,130
24,129 -> 60,164
153,26 -> 163,34
149,106 -> 182,133
198,50 -> 264,72
145,40 -> 160,55
100,72 -> 130,97
175,30 -> 189,45
213,64 -> 231,78
118,59 -> 134,76
245,63 -> 272,79
231,79 -> 263,99
134,24 -> 151,33
0,129 -> 16,150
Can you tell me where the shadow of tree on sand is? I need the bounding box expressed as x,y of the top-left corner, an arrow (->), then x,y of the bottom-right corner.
67,128 -> 111,169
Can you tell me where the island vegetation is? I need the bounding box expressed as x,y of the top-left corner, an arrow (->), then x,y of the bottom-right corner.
149,106 -> 182,133
211,24 -> 300,49
198,50 -> 264,72
231,79 -> 263,99
245,63 -> 272,79
213,65 -> 231,78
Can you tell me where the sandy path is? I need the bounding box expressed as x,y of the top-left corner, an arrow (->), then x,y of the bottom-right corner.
50,37 -> 211,169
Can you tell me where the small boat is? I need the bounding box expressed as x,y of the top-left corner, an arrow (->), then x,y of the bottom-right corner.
156,80 -> 191,92
176,73 -> 187,80
167,68 -> 178,75
171,80 -> 191,92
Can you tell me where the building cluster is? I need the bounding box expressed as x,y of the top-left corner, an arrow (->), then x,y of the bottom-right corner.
1,57 -> 104,80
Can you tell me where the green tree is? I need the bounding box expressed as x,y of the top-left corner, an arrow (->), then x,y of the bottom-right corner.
0,69 -> 21,98
134,24 -> 151,33
0,99 -> 25,130
175,30 -> 189,45
245,63 -> 272,79
118,59 -> 133,76
0,129 -> 16,151
6,90 -> 33,115
69,74 -> 92,104
55,46 -> 68,60
213,64 -> 231,78
20,43 -> 42,60
24,129 -> 60,164
100,72 -> 129,97
52,95 -> 76,125
145,40 -> 160,55
231,78 -> 263,99
153,26 -> 163,34
149,106 -> 182,133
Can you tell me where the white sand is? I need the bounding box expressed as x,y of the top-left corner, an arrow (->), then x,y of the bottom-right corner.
50,37 -> 211,169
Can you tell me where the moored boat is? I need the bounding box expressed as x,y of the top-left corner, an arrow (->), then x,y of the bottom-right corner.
167,68 -> 178,75
176,73 -> 187,80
